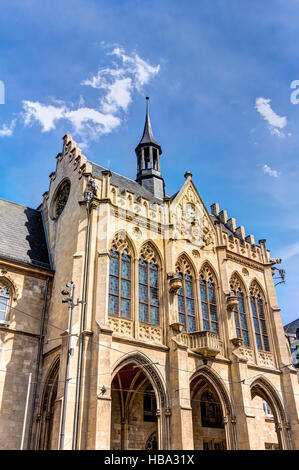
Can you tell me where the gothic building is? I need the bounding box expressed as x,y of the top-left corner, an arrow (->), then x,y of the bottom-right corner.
0,99 -> 299,450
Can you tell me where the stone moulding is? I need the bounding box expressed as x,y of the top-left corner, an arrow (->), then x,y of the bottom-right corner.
226,253 -> 264,272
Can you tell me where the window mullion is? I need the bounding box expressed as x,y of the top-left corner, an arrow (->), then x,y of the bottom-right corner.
147,263 -> 150,324
256,297 -> 264,350
118,253 -> 121,317
207,283 -> 212,330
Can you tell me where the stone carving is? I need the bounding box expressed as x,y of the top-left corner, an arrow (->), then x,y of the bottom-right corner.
140,243 -> 158,263
235,347 -> 254,363
258,351 -> 275,368
108,317 -> 133,337
110,231 -> 132,255
139,324 -> 162,344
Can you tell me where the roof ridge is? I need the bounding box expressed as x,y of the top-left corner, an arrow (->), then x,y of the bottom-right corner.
0,197 -> 40,213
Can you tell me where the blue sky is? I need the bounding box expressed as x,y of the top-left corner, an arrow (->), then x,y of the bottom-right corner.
0,0 -> 298,324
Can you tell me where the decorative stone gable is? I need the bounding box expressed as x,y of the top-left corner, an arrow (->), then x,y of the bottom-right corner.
169,178 -> 215,248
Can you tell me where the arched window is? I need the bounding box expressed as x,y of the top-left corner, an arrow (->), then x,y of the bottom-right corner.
200,390 -> 223,428
52,179 -> 70,219
250,282 -> 270,351
0,282 -> 11,322
199,265 -> 218,333
176,256 -> 196,332
108,234 -> 132,318
139,244 -> 159,325
230,275 -> 250,347
144,385 -> 157,422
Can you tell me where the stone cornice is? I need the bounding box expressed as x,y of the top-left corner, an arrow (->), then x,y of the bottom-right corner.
0,325 -> 40,339
247,363 -> 282,375
111,206 -> 163,234
0,256 -> 54,278
226,252 -> 265,272
112,333 -> 169,352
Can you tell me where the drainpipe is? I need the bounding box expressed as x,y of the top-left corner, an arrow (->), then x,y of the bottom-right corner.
72,185 -> 93,450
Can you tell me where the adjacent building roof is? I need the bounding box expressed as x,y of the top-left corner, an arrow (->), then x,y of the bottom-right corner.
284,318 -> 299,335
0,198 -> 51,270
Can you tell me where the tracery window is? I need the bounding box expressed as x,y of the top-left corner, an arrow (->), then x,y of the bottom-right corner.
250,282 -> 270,351
108,234 -> 131,318
139,244 -> 159,325
199,265 -> 218,333
53,180 -> 70,219
176,256 -> 196,332
230,275 -> 250,347
0,282 -> 11,322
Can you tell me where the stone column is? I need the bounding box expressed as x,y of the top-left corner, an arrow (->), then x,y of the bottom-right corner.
169,337 -> 194,450
87,325 -> 113,450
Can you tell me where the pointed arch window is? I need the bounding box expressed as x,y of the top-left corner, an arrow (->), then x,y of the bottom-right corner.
139,244 -> 159,325
176,257 -> 196,332
199,265 -> 218,333
108,235 -> 131,318
230,276 -> 250,347
250,283 -> 270,351
0,282 -> 11,322
200,390 -> 223,428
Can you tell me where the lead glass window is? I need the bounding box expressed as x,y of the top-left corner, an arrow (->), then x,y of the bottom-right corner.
176,256 -> 196,332
199,265 -> 218,333
108,240 -> 131,318
230,276 -> 250,347
0,283 -> 10,322
139,257 -> 159,325
250,282 -> 269,351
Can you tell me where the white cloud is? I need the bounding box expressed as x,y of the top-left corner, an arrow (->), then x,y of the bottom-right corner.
65,107 -> 120,136
263,164 -> 279,178
100,77 -> 133,113
82,48 -> 160,113
0,119 -> 16,137
110,47 -> 160,91
255,97 -> 287,137
23,101 -> 66,132
21,46 -> 160,145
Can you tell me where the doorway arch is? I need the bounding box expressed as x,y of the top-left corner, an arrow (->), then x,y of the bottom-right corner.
110,352 -> 170,450
190,367 -> 236,450
37,358 -> 60,449
250,377 -> 290,449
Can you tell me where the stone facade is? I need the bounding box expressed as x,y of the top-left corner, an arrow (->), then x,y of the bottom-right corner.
1,104 -> 299,450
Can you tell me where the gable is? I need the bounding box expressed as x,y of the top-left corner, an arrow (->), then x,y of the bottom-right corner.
169,177 -> 216,249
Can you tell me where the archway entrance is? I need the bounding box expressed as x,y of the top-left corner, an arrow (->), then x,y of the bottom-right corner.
249,383 -> 283,450
110,362 -> 160,450
191,376 -> 227,450
37,359 -> 60,450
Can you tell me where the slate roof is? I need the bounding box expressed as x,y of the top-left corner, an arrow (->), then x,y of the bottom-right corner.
284,319 -> 299,335
90,162 -> 164,204
0,198 -> 51,270
137,98 -> 160,148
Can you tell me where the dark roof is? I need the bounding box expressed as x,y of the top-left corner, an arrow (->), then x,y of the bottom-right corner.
0,198 -> 51,270
90,162 -> 164,204
284,319 -> 299,335
136,98 -> 161,150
